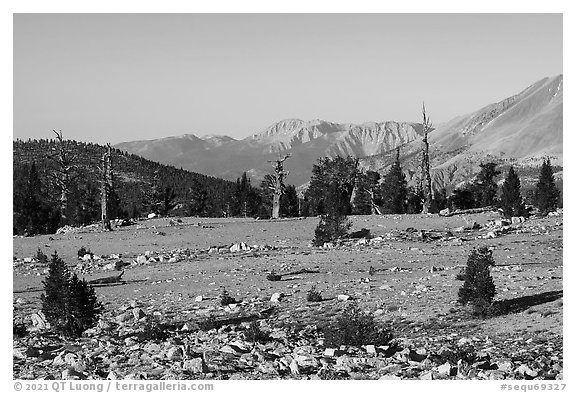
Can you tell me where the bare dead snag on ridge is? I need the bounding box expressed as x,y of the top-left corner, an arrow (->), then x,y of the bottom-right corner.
267,154 -> 291,219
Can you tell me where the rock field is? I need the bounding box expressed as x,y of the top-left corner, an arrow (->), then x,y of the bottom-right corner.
13,212 -> 563,380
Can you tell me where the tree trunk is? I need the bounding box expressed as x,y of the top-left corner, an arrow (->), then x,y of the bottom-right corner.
268,154 -> 291,219
272,193 -> 281,219
100,146 -> 112,231
421,103 -> 433,214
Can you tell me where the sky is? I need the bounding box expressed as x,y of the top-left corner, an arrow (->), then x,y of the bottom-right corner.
13,13 -> 562,145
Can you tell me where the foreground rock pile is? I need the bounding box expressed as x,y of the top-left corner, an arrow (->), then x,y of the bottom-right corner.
13,298 -> 563,380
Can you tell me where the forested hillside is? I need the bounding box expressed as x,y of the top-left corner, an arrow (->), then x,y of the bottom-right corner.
13,138 -> 239,235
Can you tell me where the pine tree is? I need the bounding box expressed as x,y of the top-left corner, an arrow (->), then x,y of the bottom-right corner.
41,251 -> 70,330
473,163 -> 500,207
313,182 -> 352,246
66,274 -> 103,336
533,158 -> 560,214
280,184 -> 299,217
458,247 -> 496,315
500,166 -> 526,217
352,170 -> 381,215
381,148 -> 408,214
305,156 -> 359,216
41,251 -> 103,337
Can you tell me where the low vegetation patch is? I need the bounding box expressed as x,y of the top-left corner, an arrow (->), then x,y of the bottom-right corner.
244,321 -> 270,344
323,302 -> 392,347
77,246 -> 93,259
220,287 -> 237,306
198,315 -> 219,331
137,316 -> 170,341
266,271 -> 282,281
306,286 -> 323,302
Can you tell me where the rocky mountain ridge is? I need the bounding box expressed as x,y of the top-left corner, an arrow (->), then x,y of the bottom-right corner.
115,75 -> 562,190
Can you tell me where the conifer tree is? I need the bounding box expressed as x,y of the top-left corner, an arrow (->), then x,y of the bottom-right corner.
381,148 -> 408,214
458,247 -> 496,315
41,251 -> 103,337
533,158 -> 560,214
280,184 -> 300,217
500,166 -> 526,217
353,170 -> 381,215
313,182 -> 352,246
472,162 -> 500,207
41,251 -> 70,329
305,156 -> 359,216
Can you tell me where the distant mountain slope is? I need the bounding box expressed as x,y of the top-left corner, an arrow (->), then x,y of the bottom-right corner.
362,75 -> 563,191
115,75 -> 562,189
116,119 -> 423,186
430,75 -> 562,160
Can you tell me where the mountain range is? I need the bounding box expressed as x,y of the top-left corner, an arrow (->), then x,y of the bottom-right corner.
115,75 -> 562,190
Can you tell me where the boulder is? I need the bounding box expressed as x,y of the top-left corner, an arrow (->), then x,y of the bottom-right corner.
167,347 -> 183,361
511,216 -> 526,225
132,308 -> 146,320
31,311 -> 50,330
183,358 -> 207,373
436,362 -> 452,376
270,293 -> 284,302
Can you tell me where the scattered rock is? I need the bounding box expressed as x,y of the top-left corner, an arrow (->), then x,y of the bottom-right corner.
270,293 -> 284,303
183,358 -> 207,373
132,308 -> 146,320
30,311 -> 50,330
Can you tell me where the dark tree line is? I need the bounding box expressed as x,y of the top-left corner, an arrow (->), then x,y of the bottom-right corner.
13,139 -> 239,235
449,158 -> 560,216
13,138 -> 305,235
13,137 -> 561,236
301,153 -> 560,219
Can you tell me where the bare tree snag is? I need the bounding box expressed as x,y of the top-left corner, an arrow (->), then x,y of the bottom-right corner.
99,144 -> 113,231
267,154 -> 291,219
420,103 -> 433,213
47,130 -> 80,224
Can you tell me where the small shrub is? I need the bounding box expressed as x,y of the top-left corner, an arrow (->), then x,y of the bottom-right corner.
317,368 -> 349,380
313,213 -> 352,246
77,246 -> 92,259
244,321 -> 270,344
439,344 -> 478,366
35,248 -> 48,264
41,251 -> 103,337
220,287 -> 236,306
323,302 -> 393,347
458,247 -> 496,315
455,268 -> 466,281
267,270 -> 282,281
306,286 -> 323,302
198,315 -> 219,331
137,316 -> 170,341
13,320 -> 27,338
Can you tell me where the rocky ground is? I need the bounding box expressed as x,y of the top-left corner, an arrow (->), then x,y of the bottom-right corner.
12,211 -> 563,380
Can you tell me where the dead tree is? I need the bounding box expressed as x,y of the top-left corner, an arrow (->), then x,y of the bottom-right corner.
267,154 -> 291,219
47,130 -> 80,224
98,144 -> 113,231
420,103 -> 433,213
